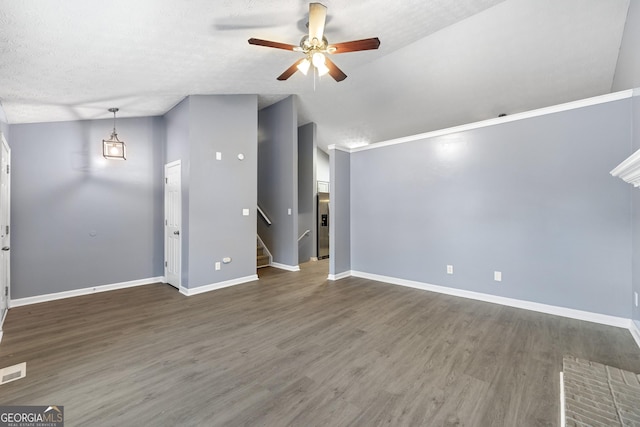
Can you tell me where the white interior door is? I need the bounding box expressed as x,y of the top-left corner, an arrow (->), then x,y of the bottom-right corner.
0,134 -> 10,329
164,161 -> 181,289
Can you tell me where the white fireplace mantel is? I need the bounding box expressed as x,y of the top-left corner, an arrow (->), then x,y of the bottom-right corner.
611,148 -> 640,187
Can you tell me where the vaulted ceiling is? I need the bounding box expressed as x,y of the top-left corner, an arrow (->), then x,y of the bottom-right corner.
0,0 -> 633,151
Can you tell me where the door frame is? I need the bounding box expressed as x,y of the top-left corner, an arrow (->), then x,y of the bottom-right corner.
164,160 -> 182,290
0,132 -> 10,334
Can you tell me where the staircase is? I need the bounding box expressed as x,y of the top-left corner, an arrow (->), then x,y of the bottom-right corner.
257,237 -> 271,268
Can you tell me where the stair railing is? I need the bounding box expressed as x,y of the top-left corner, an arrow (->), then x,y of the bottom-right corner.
257,205 -> 272,225
298,229 -> 311,242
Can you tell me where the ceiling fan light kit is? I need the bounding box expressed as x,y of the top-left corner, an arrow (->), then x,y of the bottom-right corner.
248,2 -> 380,82
297,58 -> 311,75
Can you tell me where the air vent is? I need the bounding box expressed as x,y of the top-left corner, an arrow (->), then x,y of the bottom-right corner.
0,362 -> 26,385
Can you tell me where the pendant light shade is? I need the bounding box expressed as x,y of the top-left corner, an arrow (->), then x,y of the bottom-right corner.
102,108 -> 126,160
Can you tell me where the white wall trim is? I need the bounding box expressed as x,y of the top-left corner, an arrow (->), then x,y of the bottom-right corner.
560,371 -> 566,427
9,276 -> 165,308
179,275 -> 258,296
327,271 -> 352,281
333,90 -> 635,154
0,330 -> 3,344
630,320 -> 640,350
328,144 -> 352,153
270,262 -> 300,272
350,271 -> 631,329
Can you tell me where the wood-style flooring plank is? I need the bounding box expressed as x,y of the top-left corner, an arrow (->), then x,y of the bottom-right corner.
1,259 -> 639,426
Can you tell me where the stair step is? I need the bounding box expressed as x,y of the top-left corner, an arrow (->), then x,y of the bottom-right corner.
257,253 -> 270,268
257,238 -> 270,267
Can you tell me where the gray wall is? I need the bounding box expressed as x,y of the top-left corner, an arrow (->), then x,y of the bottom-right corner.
298,122 -> 317,262
348,99 -> 633,318
329,147 -> 351,276
187,95 -> 257,287
613,0 -> 640,91
633,95 -> 640,328
257,96 -> 298,267
164,95 -> 258,288
317,148 -> 330,183
11,116 -> 165,298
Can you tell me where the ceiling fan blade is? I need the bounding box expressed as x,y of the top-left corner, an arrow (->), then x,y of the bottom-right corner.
324,57 -> 347,82
248,38 -> 298,51
308,3 -> 327,43
277,59 -> 305,81
328,37 -> 381,54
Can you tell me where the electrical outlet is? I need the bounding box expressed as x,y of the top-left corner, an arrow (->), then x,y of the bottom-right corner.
215,262 -> 221,271
494,271 -> 502,282
216,152 -> 222,160
446,265 -> 453,275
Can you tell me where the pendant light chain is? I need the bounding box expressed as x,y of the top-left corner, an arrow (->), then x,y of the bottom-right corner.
109,107 -> 119,138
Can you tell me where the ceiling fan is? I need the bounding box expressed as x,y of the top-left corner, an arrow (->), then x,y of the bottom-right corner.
248,2 -> 381,82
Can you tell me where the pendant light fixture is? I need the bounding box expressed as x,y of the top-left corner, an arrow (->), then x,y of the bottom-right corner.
102,108 -> 126,160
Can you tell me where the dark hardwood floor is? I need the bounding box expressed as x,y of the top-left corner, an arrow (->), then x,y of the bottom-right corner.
1,260 -> 639,426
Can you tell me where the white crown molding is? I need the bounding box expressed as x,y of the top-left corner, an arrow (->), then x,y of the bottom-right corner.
348,90 -> 635,154
9,276 -> 165,308
270,263 -> 300,272
179,275 -> 258,296
328,144 -> 351,153
350,270 -> 632,330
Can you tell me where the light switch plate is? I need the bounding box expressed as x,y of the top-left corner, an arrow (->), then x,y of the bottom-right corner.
216,152 -> 222,160
287,208 -> 292,215
242,209 -> 249,216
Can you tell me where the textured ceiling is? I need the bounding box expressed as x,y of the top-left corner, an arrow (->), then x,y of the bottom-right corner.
0,0 -> 631,151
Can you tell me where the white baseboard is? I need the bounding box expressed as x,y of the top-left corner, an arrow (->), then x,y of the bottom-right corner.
328,270 -> 353,281
9,276 -> 165,308
271,263 -> 300,272
630,320 -> 640,350
350,271 -> 631,329
179,275 -> 258,297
